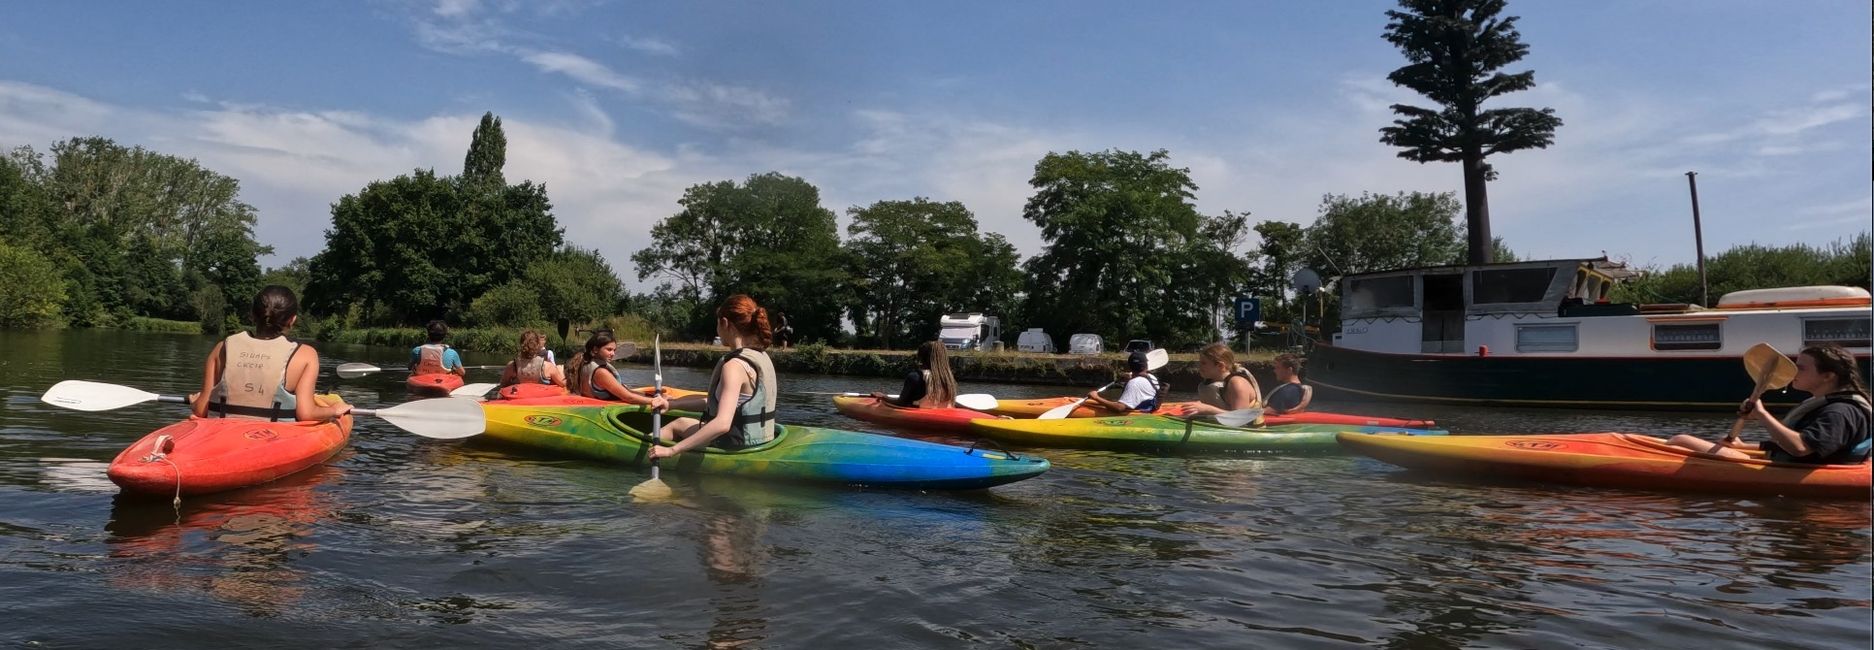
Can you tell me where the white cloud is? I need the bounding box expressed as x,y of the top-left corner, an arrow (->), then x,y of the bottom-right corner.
618,34 -> 679,57
433,0 -> 479,18
518,49 -> 640,92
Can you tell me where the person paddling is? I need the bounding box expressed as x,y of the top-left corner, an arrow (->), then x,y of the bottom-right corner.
499,329 -> 565,388
565,331 -> 666,409
192,285 -> 350,422
1667,344 -> 1872,463
1264,353 -> 1314,415
1083,349 -> 1162,415
409,320 -> 465,378
869,340 -> 958,409
1184,343 -> 1261,417
650,294 -> 779,457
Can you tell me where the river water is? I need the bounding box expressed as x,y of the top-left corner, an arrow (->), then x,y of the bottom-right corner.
0,330 -> 1867,648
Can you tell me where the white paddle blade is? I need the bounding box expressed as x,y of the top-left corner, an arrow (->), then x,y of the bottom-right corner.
618,342 -> 639,359
335,362 -> 382,379
451,383 -> 499,398
1037,398 -> 1088,420
40,380 -> 162,412
1213,407 -> 1265,428
1146,349 -> 1169,371
954,393 -> 999,411
358,397 -> 486,439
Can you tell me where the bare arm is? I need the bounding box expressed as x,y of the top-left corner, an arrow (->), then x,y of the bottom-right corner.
667,361 -> 751,453
1746,400 -> 1810,456
499,362 -> 518,387
191,341 -> 224,418
289,347 -> 349,422
594,367 -> 665,408
1084,391 -> 1132,414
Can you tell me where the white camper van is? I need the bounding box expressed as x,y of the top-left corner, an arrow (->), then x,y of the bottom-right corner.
1016,328 -> 1055,353
938,313 -> 1001,351
1068,333 -> 1104,355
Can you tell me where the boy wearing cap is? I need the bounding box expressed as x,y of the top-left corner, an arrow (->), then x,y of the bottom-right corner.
1084,350 -> 1162,414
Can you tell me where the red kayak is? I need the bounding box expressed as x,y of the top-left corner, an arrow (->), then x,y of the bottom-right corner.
108,408 -> 354,496
498,383 -> 570,400
832,395 -> 1001,432
407,373 -> 465,396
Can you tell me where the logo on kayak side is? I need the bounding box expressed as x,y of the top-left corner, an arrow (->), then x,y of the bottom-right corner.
1505,440 -> 1563,450
524,415 -> 564,427
245,429 -> 279,441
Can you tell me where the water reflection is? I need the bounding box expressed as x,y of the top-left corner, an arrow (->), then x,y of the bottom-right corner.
103,462 -> 341,617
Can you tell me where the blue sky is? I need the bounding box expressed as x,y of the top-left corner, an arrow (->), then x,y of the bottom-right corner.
2,1 -> 1868,288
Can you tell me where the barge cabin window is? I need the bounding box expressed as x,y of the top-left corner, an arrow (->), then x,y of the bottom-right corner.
1804,317 -> 1872,348
1516,324 -> 1579,353
1653,322 -> 1723,351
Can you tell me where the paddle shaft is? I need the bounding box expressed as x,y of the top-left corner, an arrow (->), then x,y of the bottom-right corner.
1724,375 -> 1775,442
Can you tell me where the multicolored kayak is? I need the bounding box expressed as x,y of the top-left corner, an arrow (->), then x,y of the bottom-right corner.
984,396 -> 1433,428
108,401 -> 354,496
968,414 -> 1445,452
1337,432 -> 1872,499
486,385 -> 707,403
407,373 -> 464,397
832,395 -> 1002,432
480,403 -> 1049,489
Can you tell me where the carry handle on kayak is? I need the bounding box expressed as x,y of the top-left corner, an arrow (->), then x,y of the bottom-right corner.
965,437 -> 1021,460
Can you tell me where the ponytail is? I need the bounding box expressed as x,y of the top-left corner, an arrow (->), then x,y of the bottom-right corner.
717,295 -> 773,348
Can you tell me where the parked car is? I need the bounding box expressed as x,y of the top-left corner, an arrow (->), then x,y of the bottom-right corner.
1068,333 -> 1103,355
1123,339 -> 1153,354
1017,328 -> 1055,353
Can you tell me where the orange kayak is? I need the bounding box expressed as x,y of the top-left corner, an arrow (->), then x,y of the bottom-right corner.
832,395 -> 1001,432
498,383 -> 570,400
1338,432 -> 1871,499
109,403 -> 354,496
407,373 -> 464,397
988,396 -> 1433,428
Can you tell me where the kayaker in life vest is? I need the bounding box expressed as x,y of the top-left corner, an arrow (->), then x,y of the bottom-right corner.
869,340 -> 958,408
1185,342 -> 1261,418
651,294 -> 780,456
191,285 -> 351,422
499,329 -> 565,388
565,331 -> 666,408
408,320 -> 466,378
1667,344 -> 1873,464
1084,349 -> 1162,414
1263,353 -> 1314,415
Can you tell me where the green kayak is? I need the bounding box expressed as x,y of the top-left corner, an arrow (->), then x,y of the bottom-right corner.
482,402 -> 1050,489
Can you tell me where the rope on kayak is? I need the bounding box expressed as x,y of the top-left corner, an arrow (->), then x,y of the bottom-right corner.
1180,417 -> 1195,447
138,434 -> 184,511
964,437 -> 1020,460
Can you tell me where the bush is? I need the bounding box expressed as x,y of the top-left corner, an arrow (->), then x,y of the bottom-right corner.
468,281 -> 544,327
0,241 -> 68,329
120,316 -> 204,334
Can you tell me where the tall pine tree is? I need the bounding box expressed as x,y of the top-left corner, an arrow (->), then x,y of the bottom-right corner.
1378,0 -> 1561,265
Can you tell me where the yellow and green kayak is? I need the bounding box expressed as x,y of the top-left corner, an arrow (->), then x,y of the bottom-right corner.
968,414 -> 1445,452
482,402 -> 1050,489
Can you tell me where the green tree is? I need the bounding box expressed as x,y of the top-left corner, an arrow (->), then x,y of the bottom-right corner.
0,241 -> 67,329
1614,234 -> 1872,305
1019,149 -> 1252,347
524,246 -> 622,338
306,115 -> 562,322
468,280 -> 544,327
1302,192 -> 1467,276
259,257 -> 312,298
1380,0 -> 1561,264
844,198 -> 1024,348
632,173 -> 850,342
462,112 -> 507,189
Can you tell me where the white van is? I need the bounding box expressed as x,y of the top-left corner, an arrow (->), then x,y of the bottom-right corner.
938,313 -> 1001,351
1016,328 -> 1055,353
1068,333 -> 1103,355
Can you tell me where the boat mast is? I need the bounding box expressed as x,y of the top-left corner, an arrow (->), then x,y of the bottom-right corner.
1685,171 -> 1710,307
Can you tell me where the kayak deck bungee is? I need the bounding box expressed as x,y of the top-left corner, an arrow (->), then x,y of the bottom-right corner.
986,396 -> 1433,428
968,414 -> 1445,452
480,404 -> 1049,489
1337,432 -> 1872,499
108,398 -> 354,496
832,395 -> 1004,432
407,373 -> 464,397
499,383 -> 569,400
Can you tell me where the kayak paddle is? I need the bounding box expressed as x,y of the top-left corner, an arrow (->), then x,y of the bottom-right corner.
629,335 -> 673,502
808,392 -> 999,411
1211,407 -> 1267,428
39,380 -> 486,440
335,362 -> 504,379
451,383 -> 500,398
1038,348 -> 1169,419
1722,343 -> 1798,443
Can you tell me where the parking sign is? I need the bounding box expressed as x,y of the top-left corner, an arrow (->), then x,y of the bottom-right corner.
1234,297 -> 1260,327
